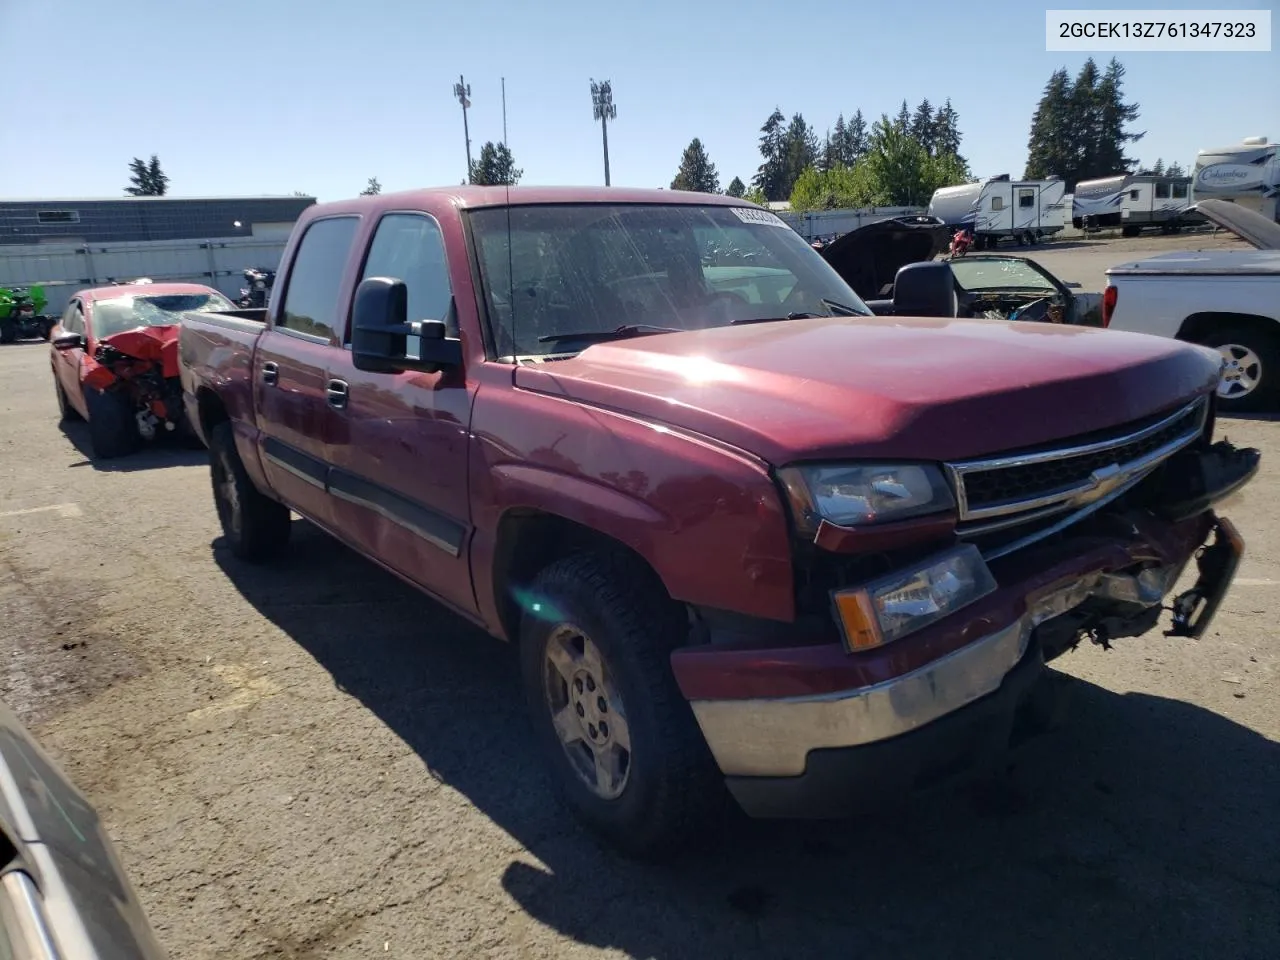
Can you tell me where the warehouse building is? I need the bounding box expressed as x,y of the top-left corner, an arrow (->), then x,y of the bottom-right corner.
0,195 -> 317,246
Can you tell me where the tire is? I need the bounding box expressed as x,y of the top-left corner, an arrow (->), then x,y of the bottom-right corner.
519,550 -> 724,860
53,374 -> 81,422
85,386 -> 141,459
1199,324 -> 1280,413
0,319 -> 16,344
209,421 -> 291,561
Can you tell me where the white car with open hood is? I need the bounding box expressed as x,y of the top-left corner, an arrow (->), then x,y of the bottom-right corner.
1104,199 -> 1280,412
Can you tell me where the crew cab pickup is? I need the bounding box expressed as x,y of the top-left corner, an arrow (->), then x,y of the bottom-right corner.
179,187 -> 1259,858
1104,198 -> 1280,412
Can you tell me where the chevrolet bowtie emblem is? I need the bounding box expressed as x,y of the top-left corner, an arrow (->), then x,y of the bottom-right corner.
1088,463 -> 1124,497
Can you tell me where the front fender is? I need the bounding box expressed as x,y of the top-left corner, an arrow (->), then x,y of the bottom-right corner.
468,384 -> 797,633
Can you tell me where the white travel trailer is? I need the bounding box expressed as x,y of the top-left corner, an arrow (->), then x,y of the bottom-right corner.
1191,137 -> 1280,221
1071,173 -> 1196,234
927,175 -> 1067,249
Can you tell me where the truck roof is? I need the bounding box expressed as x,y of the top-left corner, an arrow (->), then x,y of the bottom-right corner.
303,185 -> 751,218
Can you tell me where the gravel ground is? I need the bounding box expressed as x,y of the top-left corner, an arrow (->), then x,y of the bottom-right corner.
1,286 -> 1277,959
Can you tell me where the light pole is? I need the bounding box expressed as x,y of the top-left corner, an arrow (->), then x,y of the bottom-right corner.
590,79 -> 616,186
454,75 -> 473,183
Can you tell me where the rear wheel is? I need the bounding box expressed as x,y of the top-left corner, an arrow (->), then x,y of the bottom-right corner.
0,319 -> 16,344
85,386 -> 141,458
519,550 -> 724,860
1199,325 -> 1280,413
209,421 -> 291,561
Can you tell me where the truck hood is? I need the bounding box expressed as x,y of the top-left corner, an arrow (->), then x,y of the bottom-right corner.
1192,198 -> 1280,250
816,216 -> 950,299
514,317 -> 1221,464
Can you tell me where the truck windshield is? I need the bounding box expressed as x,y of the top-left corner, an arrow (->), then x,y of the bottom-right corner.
469,203 -> 872,357
93,292 -> 233,338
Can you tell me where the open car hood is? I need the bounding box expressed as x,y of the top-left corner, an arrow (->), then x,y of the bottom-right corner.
1192,198 -> 1280,250
817,215 -> 950,299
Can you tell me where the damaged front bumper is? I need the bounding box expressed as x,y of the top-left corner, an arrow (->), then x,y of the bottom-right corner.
671,439 -> 1259,819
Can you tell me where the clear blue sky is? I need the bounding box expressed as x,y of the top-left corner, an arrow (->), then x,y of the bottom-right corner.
2,0 -> 1276,200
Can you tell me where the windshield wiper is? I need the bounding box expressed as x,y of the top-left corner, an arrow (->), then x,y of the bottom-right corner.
820,298 -> 868,316
537,323 -> 682,344
729,300 -> 868,326
730,312 -> 821,325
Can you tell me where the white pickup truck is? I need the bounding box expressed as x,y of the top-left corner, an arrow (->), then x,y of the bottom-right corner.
1104,199 -> 1280,412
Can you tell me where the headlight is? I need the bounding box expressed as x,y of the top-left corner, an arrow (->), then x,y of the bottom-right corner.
777,463 -> 956,534
831,544 -> 997,652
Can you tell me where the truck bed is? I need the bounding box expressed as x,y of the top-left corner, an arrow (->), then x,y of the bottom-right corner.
178,307 -> 269,446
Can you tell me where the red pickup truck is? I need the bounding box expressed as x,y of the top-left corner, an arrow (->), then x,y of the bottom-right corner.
178,186 -> 1259,857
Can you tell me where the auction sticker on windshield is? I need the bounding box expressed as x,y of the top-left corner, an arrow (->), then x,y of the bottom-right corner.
731,207 -> 789,228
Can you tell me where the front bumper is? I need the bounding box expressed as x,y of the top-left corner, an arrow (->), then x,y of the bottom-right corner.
673,507 -> 1246,818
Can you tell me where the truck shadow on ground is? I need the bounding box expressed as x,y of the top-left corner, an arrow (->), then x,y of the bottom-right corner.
215,521 -> 1279,960
58,421 -> 208,472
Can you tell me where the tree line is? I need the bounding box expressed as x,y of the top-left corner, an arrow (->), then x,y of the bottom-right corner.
669,99 -> 969,211
674,57 -> 1154,210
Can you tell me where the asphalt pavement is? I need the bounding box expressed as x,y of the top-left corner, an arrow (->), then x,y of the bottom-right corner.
1,270 -> 1276,959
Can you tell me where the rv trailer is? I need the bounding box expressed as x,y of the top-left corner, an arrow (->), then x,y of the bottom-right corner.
1072,173 -> 1197,234
1191,136 -> 1280,221
927,175 -> 1066,249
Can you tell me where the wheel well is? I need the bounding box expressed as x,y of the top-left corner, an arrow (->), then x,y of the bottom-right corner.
1177,312 -> 1279,345
196,387 -> 229,438
491,509 -> 671,643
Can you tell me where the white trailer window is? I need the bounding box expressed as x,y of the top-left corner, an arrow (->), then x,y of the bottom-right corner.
1173,183 -> 1189,199
991,196 -> 1004,210
1129,190 -> 1140,200
1155,183 -> 1171,199
1018,189 -> 1035,208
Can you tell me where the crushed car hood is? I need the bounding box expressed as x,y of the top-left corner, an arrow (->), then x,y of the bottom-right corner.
94,324 -> 181,376
513,317 -> 1221,465
1192,198 -> 1280,251
816,215 -> 950,299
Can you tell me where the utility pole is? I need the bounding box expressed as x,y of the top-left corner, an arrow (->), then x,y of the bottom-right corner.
453,75 -> 473,183
501,77 -> 508,147
590,79 -> 617,186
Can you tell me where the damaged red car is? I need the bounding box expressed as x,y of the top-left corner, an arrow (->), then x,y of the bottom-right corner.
49,282 -> 235,458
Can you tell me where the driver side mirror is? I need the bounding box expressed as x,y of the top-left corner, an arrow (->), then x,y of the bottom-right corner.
350,277 -> 463,375
52,332 -> 84,352
892,262 -> 958,318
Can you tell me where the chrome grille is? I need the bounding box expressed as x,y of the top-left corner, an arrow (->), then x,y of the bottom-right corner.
946,396 -> 1209,552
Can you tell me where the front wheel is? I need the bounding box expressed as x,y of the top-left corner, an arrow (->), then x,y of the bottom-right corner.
209,421 -> 291,561
1200,325 -> 1280,413
85,386 -> 141,458
519,551 -> 724,860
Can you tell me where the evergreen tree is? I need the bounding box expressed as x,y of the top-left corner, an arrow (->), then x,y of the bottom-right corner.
932,100 -> 963,163
360,176 -> 382,196
847,109 -> 869,161
781,112 -> 819,199
469,142 -> 523,185
751,107 -> 789,200
124,154 -> 168,196
1069,59 -> 1103,180
910,99 -> 935,154
831,114 -> 849,166
670,138 -> 720,193
1024,68 -> 1073,182
1166,161 -> 1185,177
819,132 -> 836,173
726,176 -> 746,198
1092,57 -> 1144,175
894,99 -> 911,134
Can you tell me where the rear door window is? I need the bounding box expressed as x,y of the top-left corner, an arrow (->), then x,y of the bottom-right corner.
355,213 -> 455,341
278,216 -> 360,341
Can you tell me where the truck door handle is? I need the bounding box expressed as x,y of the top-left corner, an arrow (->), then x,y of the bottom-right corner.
326,379 -> 349,409
261,361 -> 279,385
